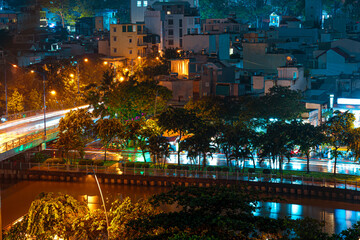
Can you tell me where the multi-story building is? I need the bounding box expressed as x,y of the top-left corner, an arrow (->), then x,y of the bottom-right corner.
131,0 -> 198,23
0,9 -> 17,32
145,1 -> 200,49
203,18 -> 247,34
109,23 -> 147,59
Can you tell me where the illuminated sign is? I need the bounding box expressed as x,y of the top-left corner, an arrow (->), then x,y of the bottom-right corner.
337,98 -> 360,105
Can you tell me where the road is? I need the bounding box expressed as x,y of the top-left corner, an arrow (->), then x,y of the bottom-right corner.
0,106 -> 88,146
66,144 -> 360,176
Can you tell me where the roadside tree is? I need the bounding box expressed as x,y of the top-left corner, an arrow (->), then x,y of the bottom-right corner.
324,111 -> 355,175
56,108 -> 94,162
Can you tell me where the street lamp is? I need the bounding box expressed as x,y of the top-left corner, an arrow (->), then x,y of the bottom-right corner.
31,70 -> 47,142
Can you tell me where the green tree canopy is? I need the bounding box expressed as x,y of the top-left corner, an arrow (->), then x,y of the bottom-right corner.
56,108 -> 94,161
325,110 -> 355,175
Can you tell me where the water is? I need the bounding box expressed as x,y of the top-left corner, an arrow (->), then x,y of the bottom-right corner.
2,180 -> 360,234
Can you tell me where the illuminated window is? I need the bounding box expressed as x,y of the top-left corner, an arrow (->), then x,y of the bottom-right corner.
293,71 -> 297,79
137,1 -> 141,7
143,1 -> 148,6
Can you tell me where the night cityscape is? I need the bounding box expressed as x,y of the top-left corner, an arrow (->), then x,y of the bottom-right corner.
2,0 -> 360,239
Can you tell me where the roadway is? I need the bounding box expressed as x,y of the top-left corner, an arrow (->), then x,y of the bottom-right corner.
66,145 -> 360,176
0,106 -> 88,147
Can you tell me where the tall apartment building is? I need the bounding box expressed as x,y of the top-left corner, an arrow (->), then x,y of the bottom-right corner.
110,23 -> 147,59
131,0 -> 198,23
145,1 -> 200,49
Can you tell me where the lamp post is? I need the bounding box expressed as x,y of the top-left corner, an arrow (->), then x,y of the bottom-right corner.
31,70 -> 47,141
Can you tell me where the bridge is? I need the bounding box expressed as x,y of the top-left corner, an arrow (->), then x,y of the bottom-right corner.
0,106 -> 88,161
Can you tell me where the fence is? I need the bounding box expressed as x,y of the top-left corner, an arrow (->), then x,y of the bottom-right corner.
0,161 -> 358,192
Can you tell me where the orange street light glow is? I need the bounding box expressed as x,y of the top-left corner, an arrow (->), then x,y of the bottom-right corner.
70,73 -> 75,78
50,90 -> 56,95
120,76 -> 124,81
12,64 -> 17,68
103,61 -> 108,65
84,58 -> 89,62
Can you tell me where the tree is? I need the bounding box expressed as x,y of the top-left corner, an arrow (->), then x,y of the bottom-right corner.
25,192 -> 88,239
348,127 -> 360,162
72,209 -> 108,240
95,118 -> 126,161
180,121 -> 217,168
158,107 -> 199,165
217,122 -> 258,170
8,89 -> 24,114
256,86 -> 305,122
259,122 -> 295,174
147,135 -> 173,167
86,71 -> 172,120
109,197 -> 160,240
27,89 -> 42,111
56,108 -> 94,162
324,111 -> 355,175
292,121 -> 326,174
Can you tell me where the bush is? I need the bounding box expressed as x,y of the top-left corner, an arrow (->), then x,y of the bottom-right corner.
222,166 -> 229,172
167,165 -> 176,169
263,169 -> 271,174
207,166 -> 215,171
78,159 -> 93,165
44,158 -> 64,164
135,162 -> 143,168
248,168 -> 256,173
143,163 -> 150,168
175,165 -> 182,170
182,165 -> 190,170
125,162 -> 135,168
93,160 -> 104,166
33,152 -> 50,163
215,166 -> 222,172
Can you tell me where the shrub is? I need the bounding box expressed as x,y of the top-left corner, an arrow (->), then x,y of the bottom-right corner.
167,165 -> 176,169
222,166 -> 229,172
182,165 -> 190,170
44,158 -> 64,164
78,159 -> 93,165
135,162 -> 143,168
33,152 -> 50,163
215,166 -> 222,172
248,168 -> 256,173
207,166 -> 215,171
143,163 -> 150,168
125,162 -> 135,168
175,165 -> 182,170
93,160 -> 104,166
263,169 -> 271,174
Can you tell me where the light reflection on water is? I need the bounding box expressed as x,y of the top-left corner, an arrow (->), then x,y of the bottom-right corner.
2,180 -> 360,234
254,200 -> 360,234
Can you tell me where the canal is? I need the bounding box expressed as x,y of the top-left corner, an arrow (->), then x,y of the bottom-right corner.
2,179 -> 360,235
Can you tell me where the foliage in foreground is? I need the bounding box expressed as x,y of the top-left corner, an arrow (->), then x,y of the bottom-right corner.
4,186 -> 360,240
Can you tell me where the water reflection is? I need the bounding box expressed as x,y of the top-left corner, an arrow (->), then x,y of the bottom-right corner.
2,180 -> 360,234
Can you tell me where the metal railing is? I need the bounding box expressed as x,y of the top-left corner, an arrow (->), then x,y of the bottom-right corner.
0,125 -> 59,154
1,161 -> 359,191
